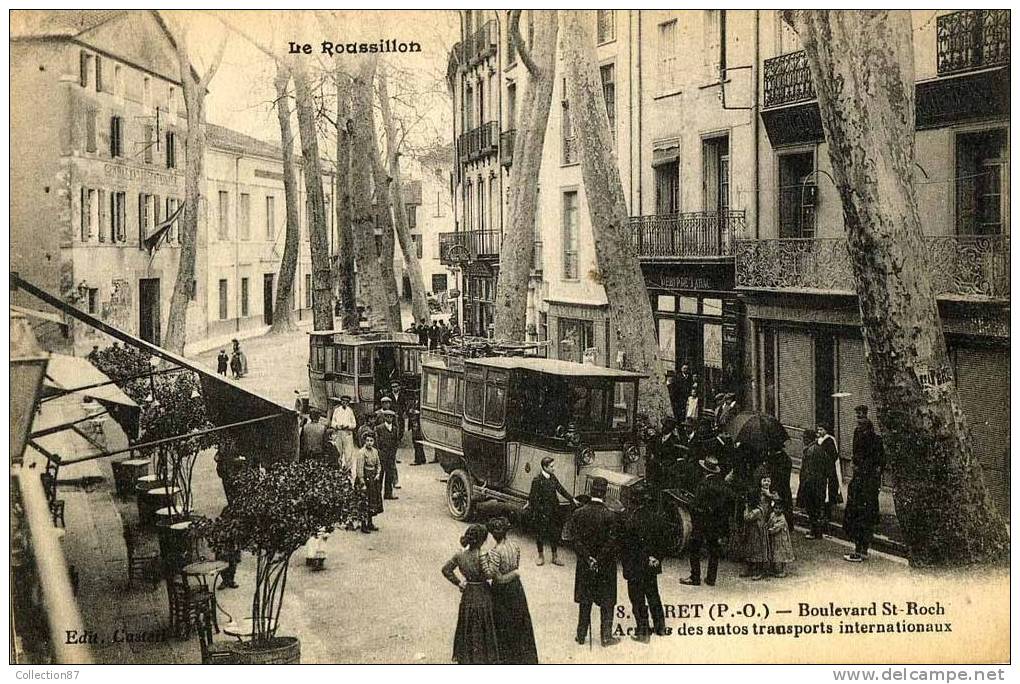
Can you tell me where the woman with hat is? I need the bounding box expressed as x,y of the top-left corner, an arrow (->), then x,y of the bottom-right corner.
484,517 -> 538,663
441,524 -> 501,664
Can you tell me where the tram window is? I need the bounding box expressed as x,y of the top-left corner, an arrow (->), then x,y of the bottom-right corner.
484,383 -> 507,427
324,346 -> 335,373
358,348 -> 373,376
612,381 -> 637,429
337,348 -> 353,375
424,371 -> 440,408
457,378 -> 465,413
439,374 -> 458,413
464,380 -> 484,422
310,343 -> 325,372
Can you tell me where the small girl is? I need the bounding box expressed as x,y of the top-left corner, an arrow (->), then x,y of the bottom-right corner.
767,497 -> 795,577
742,475 -> 774,580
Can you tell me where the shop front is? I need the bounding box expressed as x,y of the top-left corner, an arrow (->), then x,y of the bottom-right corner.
644,265 -> 744,409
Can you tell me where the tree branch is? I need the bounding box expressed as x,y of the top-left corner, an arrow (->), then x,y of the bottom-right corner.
199,33 -> 229,90
510,10 -> 539,77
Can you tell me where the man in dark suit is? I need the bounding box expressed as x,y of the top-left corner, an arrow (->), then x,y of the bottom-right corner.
569,476 -> 620,647
669,363 -> 694,419
528,457 -> 575,566
680,454 -> 732,586
843,405 -> 885,562
389,381 -> 407,440
374,410 -> 401,500
619,484 -> 668,642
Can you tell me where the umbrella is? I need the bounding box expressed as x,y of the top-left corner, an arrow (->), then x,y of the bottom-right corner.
723,412 -> 790,452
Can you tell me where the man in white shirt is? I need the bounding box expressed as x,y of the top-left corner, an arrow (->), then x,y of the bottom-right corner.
329,395 -> 358,471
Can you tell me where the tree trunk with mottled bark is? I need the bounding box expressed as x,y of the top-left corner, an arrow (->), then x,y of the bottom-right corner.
492,10 -> 558,341
786,10 -> 1008,565
269,66 -> 301,334
334,69 -> 359,332
164,25 -> 226,355
378,65 -> 430,325
560,10 -> 672,422
290,56 -> 334,331
349,57 -> 390,330
370,128 -> 404,331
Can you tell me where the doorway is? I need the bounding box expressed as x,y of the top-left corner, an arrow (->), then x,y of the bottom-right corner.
263,274 -> 274,326
814,334 -> 835,432
675,320 -> 701,378
138,278 -> 161,345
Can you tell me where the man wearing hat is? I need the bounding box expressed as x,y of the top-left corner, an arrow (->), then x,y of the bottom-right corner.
375,395 -> 402,488
648,417 -> 684,490
568,476 -> 620,647
619,484 -> 668,642
299,408 -> 327,462
375,408 -> 401,500
528,457 -> 575,566
329,395 -> 358,471
407,402 -> 428,466
680,454 -> 732,586
389,381 -> 407,438
843,405 -> 885,562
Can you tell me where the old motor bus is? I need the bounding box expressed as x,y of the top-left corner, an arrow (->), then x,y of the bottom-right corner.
306,330 -> 423,423
419,354 -> 648,514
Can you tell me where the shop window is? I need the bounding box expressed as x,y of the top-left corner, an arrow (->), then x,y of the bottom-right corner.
956,128 -> 1008,235
657,295 -> 676,312
657,318 -> 676,374
558,317 -> 594,364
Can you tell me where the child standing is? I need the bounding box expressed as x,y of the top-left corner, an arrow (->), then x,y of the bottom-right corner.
767,497 -> 796,577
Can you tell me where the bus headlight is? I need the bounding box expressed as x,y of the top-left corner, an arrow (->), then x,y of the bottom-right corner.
624,445 -> 641,464
577,447 -> 595,467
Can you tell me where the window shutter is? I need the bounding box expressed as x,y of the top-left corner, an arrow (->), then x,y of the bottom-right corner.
154,194 -> 162,226
138,193 -> 145,249
95,56 -> 103,92
80,187 -> 87,241
777,330 -> 814,430
79,51 -> 88,87
97,189 -> 106,242
109,192 -> 116,242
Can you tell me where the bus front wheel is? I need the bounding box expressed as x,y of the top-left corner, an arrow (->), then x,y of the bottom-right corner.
447,470 -> 475,521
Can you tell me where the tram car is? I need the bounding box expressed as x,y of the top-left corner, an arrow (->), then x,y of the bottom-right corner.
418,354 -> 695,551
307,329 -> 424,423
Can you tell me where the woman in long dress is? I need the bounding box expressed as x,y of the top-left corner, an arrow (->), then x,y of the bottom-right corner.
355,431 -> 383,533
441,524 -> 501,664
484,517 -> 538,664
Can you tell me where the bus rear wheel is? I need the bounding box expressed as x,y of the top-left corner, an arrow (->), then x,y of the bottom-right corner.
447,469 -> 474,521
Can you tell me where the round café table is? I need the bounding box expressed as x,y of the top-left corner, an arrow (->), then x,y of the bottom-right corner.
138,485 -> 181,527
183,559 -> 230,631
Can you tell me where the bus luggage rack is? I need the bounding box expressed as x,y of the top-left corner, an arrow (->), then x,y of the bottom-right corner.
424,338 -> 549,361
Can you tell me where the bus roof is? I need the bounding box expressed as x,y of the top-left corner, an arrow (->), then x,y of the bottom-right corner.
465,357 -> 646,379
309,330 -> 419,346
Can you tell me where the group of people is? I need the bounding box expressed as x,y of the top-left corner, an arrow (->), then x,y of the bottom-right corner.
216,339 -> 248,380
408,319 -> 459,350
297,383 -> 430,538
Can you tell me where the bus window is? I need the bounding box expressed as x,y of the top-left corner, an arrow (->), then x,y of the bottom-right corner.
484,382 -> 507,427
439,374 -> 457,413
324,345 -> 335,373
612,381 -> 637,429
423,371 -> 440,408
464,380 -> 484,423
309,339 -> 323,371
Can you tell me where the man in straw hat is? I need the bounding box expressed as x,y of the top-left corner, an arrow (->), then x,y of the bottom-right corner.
679,454 -> 732,587
568,476 -> 621,648
329,395 -> 358,471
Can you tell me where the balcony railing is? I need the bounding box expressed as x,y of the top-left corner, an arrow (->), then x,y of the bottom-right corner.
463,20 -> 498,67
735,235 -> 1010,300
439,229 -> 502,264
763,50 -> 815,109
628,210 -> 746,259
937,10 -> 1010,76
500,129 -> 516,168
458,122 -> 499,164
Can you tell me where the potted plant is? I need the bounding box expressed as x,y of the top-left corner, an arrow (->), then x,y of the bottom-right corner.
194,460 -> 361,664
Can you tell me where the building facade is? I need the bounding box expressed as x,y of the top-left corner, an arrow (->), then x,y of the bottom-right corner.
444,10 -> 1010,513
11,10 -> 189,353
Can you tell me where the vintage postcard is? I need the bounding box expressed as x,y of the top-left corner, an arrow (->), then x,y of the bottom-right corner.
8,8 -> 1010,669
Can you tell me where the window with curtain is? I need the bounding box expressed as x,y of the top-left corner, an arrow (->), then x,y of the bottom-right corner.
658,20 -> 678,93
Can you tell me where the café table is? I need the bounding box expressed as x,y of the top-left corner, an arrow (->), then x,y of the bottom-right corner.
183,559 -> 229,631
222,617 -> 278,642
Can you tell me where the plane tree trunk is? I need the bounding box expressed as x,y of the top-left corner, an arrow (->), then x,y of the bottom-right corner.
334,69 -> 359,332
269,66 -> 301,334
349,57 -> 390,330
164,28 -> 226,354
786,10 -> 1009,565
289,55 -> 334,331
492,10 -> 558,341
560,10 -> 672,422
378,66 -> 430,326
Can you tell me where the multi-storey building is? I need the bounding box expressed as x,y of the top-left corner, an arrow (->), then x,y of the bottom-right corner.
200,124 -> 331,346
740,9 -> 1010,511
445,10 -> 1009,512
11,10 -> 189,353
